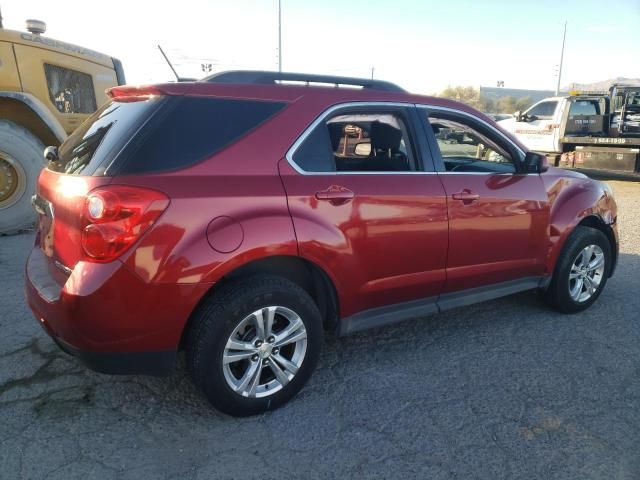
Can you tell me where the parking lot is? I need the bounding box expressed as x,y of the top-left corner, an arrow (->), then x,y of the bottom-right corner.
1,179 -> 638,479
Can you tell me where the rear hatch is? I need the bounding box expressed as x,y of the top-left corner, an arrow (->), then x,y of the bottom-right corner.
34,96 -> 162,269
34,87 -> 288,271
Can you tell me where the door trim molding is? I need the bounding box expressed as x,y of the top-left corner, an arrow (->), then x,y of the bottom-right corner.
338,276 -> 546,336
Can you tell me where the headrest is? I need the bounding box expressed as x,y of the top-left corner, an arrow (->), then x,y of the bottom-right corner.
370,121 -> 402,151
327,123 -> 343,151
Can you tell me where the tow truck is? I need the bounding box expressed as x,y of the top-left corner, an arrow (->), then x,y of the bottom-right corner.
498,84 -> 640,174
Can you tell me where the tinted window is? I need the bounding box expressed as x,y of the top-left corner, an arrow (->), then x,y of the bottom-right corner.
526,101 -> 558,119
427,112 -> 517,173
50,98 -> 161,175
117,97 -> 286,174
291,124 -> 335,172
291,109 -> 418,172
569,100 -> 599,116
44,64 -> 97,114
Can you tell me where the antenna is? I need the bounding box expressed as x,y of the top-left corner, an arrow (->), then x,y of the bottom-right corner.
157,45 -> 180,82
555,21 -> 567,95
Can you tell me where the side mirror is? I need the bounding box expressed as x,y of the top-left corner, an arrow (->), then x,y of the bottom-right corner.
44,146 -> 59,162
354,142 -> 371,156
525,151 -> 549,173
514,110 -> 522,122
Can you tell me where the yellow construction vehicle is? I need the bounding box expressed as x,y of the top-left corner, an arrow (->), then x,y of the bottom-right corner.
0,12 -> 124,233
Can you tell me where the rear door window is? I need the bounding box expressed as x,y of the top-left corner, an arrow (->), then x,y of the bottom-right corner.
291,109 -> 420,172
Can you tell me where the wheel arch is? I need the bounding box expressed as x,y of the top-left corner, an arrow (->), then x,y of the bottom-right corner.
179,255 -> 340,349
548,213 -> 617,280
0,92 -> 66,147
576,215 -> 617,277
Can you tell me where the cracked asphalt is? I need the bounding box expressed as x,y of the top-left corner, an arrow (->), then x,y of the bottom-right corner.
1,180 -> 639,479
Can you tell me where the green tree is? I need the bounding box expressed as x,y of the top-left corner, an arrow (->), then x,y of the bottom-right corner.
479,96 -> 496,113
515,96 -> 533,112
497,96 -> 518,114
438,86 -> 482,110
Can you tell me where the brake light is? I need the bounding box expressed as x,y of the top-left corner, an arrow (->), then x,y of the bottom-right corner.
81,186 -> 169,262
106,85 -> 165,102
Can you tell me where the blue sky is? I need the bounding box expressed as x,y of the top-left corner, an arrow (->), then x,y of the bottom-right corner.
3,0 -> 639,93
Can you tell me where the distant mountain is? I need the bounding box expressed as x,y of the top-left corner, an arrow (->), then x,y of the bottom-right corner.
563,77 -> 640,91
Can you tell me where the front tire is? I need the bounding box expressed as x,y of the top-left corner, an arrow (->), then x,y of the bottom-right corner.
186,275 -> 323,417
542,226 -> 612,313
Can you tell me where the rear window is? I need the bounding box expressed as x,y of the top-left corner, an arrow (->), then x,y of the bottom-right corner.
50,96 -> 286,176
115,97 -> 286,175
569,100 -> 599,116
49,98 -> 160,175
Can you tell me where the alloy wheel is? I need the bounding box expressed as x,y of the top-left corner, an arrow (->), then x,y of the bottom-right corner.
222,306 -> 307,398
568,244 -> 606,303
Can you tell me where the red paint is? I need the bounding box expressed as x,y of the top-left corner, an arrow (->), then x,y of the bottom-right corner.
278,159 -> 448,317
25,81 -> 618,366
437,173 -> 550,292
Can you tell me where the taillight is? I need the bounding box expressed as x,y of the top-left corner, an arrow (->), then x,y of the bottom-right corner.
81,186 -> 169,262
106,85 -> 165,102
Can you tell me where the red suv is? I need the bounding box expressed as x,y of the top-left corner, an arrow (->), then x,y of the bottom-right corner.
25,71 -> 619,416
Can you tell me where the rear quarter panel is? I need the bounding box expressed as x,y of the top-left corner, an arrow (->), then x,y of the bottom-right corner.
115,101 -> 315,286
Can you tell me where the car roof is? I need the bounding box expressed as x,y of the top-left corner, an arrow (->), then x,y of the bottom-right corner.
113,81 -> 483,117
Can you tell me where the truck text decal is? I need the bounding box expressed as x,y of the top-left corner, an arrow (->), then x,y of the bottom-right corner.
515,129 -> 552,135
20,33 -> 109,61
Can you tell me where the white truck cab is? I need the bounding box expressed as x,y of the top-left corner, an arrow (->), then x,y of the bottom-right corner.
498,97 -> 568,153
498,90 -> 640,173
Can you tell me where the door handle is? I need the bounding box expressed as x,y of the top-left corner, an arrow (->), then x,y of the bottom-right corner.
451,189 -> 479,203
315,185 -> 355,205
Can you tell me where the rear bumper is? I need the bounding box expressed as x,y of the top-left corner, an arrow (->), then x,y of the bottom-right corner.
52,336 -> 175,376
25,246 -> 211,376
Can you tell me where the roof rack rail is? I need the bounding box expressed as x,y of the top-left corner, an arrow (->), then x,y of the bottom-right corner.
202,70 -> 406,93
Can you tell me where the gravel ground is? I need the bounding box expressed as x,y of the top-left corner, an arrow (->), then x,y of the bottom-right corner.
1,180 -> 639,479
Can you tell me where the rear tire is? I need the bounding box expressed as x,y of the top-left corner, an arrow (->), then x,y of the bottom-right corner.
186,275 -> 323,417
0,121 -> 45,235
541,226 -> 611,313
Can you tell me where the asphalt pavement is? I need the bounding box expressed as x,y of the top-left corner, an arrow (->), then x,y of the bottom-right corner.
1,181 -> 639,479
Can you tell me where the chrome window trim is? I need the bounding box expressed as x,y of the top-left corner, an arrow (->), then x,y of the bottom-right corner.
417,104 -> 527,159
285,101 -> 433,176
285,101 -> 533,176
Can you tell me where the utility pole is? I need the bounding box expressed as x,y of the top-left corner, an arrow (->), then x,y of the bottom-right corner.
555,21 -> 567,95
278,0 -> 282,72
371,67 -> 375,80
0,6 -> 4,29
